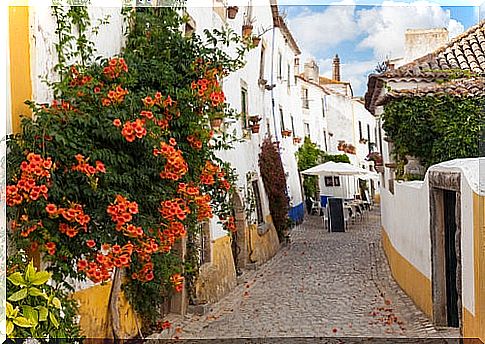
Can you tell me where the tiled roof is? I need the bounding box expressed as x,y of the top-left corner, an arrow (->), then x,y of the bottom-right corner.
365,20 -> 485,113
383,20 -> 485,79
319,76 -> 349,85
377,77 -> 485,105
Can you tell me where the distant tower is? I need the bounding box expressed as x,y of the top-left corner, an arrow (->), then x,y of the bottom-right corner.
332,54 -> 340,81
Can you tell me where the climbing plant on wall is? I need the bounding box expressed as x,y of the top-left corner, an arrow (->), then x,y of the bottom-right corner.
295,137 -> 350,197
259,138 -> 289,241
6,5 -> 249,337
382,93 -> 484,169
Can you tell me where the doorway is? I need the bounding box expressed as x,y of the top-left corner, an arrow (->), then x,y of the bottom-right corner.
429,171 -> 462,330
443,190 -> 459,327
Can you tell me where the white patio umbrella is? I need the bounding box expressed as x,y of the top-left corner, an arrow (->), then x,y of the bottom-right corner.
301,161 -> 368,176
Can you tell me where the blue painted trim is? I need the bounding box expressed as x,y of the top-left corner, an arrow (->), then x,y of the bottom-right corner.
289,202 -> 304,223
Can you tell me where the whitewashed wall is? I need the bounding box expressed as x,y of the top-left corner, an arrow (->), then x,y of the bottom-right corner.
29,5 -> 125,104
187,2 -> 276,239
381,159 -> 480,316
381,179 -> 432,279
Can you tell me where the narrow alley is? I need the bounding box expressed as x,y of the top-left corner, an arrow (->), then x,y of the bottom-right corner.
152,208 -> 460,340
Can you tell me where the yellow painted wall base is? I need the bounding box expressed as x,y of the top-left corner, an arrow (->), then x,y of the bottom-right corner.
381,227 -> 433,318
249,215 -> 280,265
196,235 -> 237,304
72,282 -> 140,339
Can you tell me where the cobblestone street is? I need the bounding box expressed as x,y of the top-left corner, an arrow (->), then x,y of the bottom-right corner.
152,207 -> 459,340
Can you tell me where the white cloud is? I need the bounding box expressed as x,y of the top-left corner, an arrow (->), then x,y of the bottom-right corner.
356,1 -> 465,60
287,1 -> 358,56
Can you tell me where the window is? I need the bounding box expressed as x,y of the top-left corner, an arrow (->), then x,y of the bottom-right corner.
367,124 -> 371,153
333,176 -> 340,186
358,121 -> 363,140
259,45 -> 266,82
287,63 -> 291,89
304,122 -> 310,137
241,86 -> 248,128
321,98 -> 325,117
252,180 -> 264,224
279,107 -> 285,131
302,88 -> 309,109
324,176 -> 333,187
278,52 -> 282,79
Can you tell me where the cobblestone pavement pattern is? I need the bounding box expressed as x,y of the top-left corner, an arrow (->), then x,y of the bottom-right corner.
152,207 -> 460,340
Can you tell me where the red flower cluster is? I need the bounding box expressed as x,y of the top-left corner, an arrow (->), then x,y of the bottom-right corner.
121,119 -> 147,142
69,66 -> 93,87
103,57 -> 128,79
170,273 -> 184,292
200,161 -> 219,185
132,262 -> 154,282
187,134 -> 203,150
194,194 -> 213,221
45,242 -> 56,256
6,153 -> 53,207
45,202 -> 91,237
72,154 -> 106,176
102,85 -> 128,106
107,195 -> 139,230
224,216 -> 236,233
78,242 -> 134,283
154,142 -> 188,181
157,221 -> 187,253
159,198 -> 190,222
142,92 -> 176,109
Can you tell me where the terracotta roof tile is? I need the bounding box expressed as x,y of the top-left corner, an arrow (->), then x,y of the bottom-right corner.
365,20 -> 485,113
377,77 -> 485,104
382,21 -> 485,79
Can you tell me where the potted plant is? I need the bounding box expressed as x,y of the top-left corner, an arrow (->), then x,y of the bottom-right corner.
359,138 -> 368,144
227,6 -> 238,19
250,123 -> 260,134
293,136 -> 302,144
248,115 -> 261,134
242,14 -> 255,37
281,129 -> 292,138
210,115 -> 223,129
252,35 -> 261,46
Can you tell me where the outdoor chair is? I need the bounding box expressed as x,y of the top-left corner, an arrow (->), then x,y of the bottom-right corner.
354,204 -> 363,221
321,206 -> 329,230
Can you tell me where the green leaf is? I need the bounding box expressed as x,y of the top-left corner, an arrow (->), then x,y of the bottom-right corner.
49,312 -> 59,328
25,260 -> 36,282
6,302 -> 14,317
22,306 -> 38,326
8,288 -> 28,302
13,316 -> 32,328
29,287 -> 48,299
30,271 -> 51,286
38,306 -> 48,322
6,320 -> 14,336
51,297 -> 61,309
8,272 -> 26,287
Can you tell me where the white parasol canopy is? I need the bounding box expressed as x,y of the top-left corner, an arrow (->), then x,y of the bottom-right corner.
301,161 -> 368,176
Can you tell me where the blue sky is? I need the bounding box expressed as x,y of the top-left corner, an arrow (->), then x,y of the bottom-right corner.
282,1 -> 483,96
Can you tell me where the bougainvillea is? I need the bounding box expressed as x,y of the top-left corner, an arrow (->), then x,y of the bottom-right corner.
7,6 -> 249,333
258,138 -> 290,241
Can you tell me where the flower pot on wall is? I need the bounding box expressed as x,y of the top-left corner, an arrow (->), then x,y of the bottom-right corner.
210,118 -> 223,129
293,137 -> 302,144
250,124 -> 260,134
281,130 -> 292,138
227,6 -> 238,19
252,36 -> 261,46
242,24 -> 253,37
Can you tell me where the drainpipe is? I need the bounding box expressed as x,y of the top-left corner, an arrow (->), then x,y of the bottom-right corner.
270,23 -> 279,144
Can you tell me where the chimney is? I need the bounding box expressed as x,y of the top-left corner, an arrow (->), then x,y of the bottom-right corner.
303,60 -> 319,82
404,28 -> 448,64
332,54 -> 340,81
